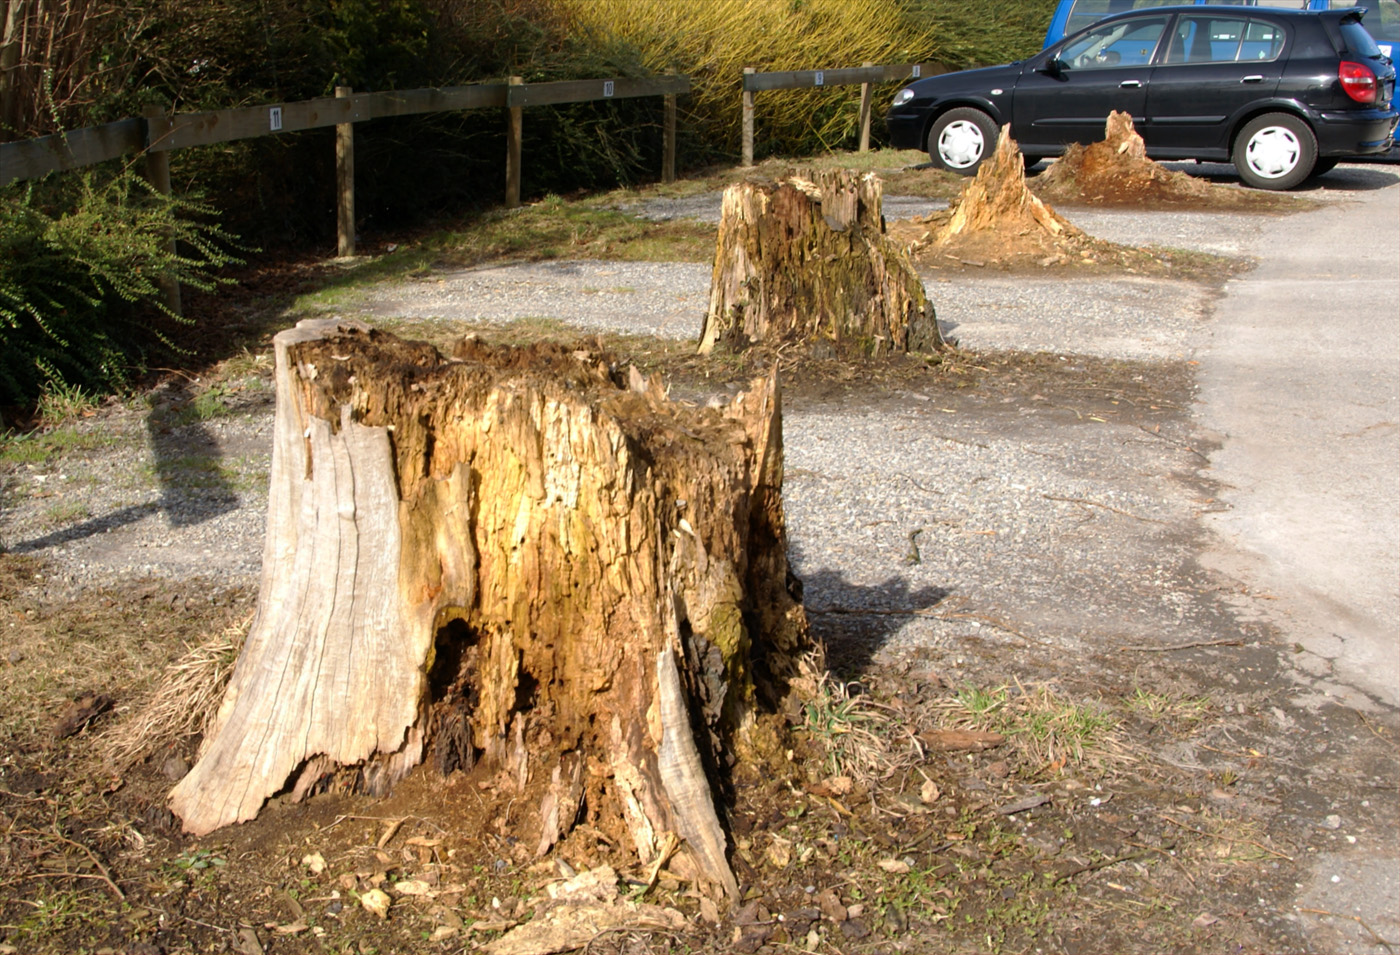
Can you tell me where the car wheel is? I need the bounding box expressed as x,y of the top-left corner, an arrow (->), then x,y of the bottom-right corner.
1233,113 -> 1317,190
928,108 -> 999,175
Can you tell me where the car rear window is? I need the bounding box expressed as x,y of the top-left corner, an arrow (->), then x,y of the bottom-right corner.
1339,16 -> 1385,53
1326,0 -> 1400,44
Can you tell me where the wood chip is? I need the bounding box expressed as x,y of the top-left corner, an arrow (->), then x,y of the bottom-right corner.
997,793 -> 1051,815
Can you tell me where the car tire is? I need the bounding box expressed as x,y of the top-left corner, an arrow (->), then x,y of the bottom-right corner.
1233,113 -> 1317,190
928,108 -> 999,175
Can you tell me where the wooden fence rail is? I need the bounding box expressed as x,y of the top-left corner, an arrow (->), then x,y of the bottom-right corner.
740,61 -> 951,166
2,74 -> 690,258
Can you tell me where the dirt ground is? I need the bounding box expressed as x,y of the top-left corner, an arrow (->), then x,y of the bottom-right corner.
2,173 -> 1397,955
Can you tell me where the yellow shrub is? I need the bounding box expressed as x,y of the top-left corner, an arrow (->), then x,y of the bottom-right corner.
557,0 -> 935,157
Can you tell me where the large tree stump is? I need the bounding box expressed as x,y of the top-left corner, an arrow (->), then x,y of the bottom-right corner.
698,169 -> 943,357
168,318 -> 818,898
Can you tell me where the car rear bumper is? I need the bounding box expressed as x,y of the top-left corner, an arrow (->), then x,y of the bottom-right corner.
1313,108 -> 1399,156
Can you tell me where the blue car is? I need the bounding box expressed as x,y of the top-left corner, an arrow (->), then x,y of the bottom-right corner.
886,5 -> 1398,188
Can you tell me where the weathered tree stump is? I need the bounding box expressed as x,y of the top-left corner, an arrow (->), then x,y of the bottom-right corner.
698,169 -> 943,357
1035,110 -> 1210,203
168,318 -> 819,898
936,125 -> 1079,248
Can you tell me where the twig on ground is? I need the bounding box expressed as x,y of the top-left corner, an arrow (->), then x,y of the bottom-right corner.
1118,638 -> 1243,652
1134,423 -> 1210,462
1043,494 -> 1169,525
1051,847 -> 1154,885
1297,907 -> 1397,954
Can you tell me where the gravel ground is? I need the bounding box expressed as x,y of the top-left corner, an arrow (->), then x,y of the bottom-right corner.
6,164 -> 1391,603
0,199 -> 1245,652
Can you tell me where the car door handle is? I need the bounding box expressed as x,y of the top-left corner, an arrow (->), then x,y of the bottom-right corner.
1119,80 -> 1142,88
1241,75 -> 1264,83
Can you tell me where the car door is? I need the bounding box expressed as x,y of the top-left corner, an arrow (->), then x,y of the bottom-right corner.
1143,14 -> 1287,156
1012,14 -> 1169,150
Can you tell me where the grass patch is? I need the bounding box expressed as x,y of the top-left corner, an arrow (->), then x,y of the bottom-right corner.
1124,686 -> 1212,726
0,426 -> 127,466
286,195 -> 716,310
941,681 -> 1126,775
801,674 -> 916,783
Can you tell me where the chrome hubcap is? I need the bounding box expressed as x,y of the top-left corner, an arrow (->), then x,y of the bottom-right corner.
1245,126 -> 1301,179
938,121 -> 986,168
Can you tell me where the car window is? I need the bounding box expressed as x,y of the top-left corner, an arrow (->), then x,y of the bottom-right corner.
1164,16 -> 1288,62
1063,0 -> 1186,38
1061,16 -> 1169,68
1339,17 -> 1386,52
1241,20 -> 1287,58
1326,0 -> 1400,43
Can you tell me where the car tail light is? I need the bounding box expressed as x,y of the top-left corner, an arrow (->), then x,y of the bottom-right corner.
1339,61 -> 1378,104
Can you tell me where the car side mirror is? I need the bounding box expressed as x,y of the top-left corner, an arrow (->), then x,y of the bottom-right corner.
1039,56 -> 1067,75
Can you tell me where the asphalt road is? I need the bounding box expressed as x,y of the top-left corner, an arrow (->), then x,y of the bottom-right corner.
1197,177 -> 1400,714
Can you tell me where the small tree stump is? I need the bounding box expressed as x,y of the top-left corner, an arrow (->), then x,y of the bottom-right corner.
936,125 -> 1079,247
698,169 -> 943,357
1035,111 -> 1210,203
168,319 -> 819,897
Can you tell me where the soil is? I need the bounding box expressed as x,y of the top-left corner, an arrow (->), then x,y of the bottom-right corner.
2,179 -> 1397,955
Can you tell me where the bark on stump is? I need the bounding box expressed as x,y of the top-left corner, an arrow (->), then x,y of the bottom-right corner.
699,169 -> 943,357
167,318 -> 819,898
935,125 -> 1080,248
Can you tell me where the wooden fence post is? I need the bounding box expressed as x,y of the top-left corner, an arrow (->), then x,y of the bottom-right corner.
141,105 -> 182,318
858,61 -> 873,153
741,67 -> 755,167
506,75 -> 523,208
335,86 -> 355,258
663,72 -> 677,184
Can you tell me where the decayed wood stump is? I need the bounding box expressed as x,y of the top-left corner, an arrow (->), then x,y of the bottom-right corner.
168,318 -> 819,897
1036,110 -> 1210,203
699,169 -> 943,357
935,125 -> 1079,248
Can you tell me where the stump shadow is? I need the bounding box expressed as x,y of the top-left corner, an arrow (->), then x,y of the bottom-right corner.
795,566 -> 951,681
6,381 -> 239,554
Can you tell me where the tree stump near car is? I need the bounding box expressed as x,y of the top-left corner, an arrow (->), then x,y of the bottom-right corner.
167,318 -> 820,899
698,169 -> 944,357
936,125 -> 1079,247
1035,110 -> 1210,204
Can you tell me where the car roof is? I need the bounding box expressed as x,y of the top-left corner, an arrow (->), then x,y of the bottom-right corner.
1085,3 -> 1361,22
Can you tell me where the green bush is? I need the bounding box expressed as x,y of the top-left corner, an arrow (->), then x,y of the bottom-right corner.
0,169 -> 241,407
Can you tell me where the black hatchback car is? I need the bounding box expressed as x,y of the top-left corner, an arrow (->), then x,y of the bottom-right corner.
886,6 -> 1398,188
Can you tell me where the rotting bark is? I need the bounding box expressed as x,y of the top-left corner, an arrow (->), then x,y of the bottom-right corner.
167,318 -> 820,899
698,169 -> 943,358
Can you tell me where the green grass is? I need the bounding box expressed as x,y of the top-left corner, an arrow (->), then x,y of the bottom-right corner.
1124,686 -> 1212,724
946,682 -> 1123,772
0,427 -> 127,466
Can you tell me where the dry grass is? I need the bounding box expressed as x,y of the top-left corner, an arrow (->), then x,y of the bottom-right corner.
561,0 -> 932,156
935,680 -> 1132,775
801,674 -> 922,784
100,615 -> 249,770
